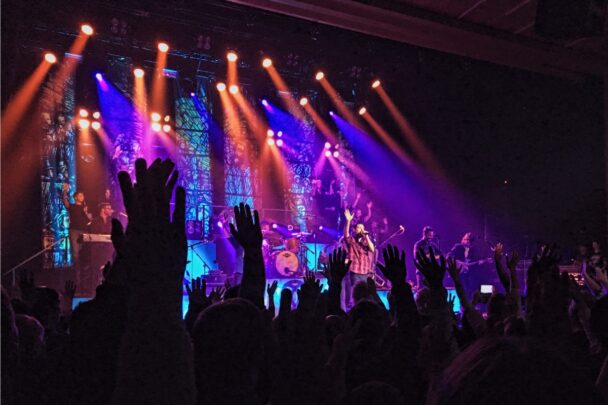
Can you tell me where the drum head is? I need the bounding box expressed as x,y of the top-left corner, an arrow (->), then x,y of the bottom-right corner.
275,250 -> 299,277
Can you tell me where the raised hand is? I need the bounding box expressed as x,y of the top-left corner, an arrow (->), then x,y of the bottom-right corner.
298,271 -> 322,312
366,201 -> 373,209
267,280 -> 278,297
344,209 -> 354,222
208,286 -> 225,303
116,158 -> 186,290
62,280 -> 76,300
185,277 -> 208,306
446,257 -> 462,285
414,246 -> 446,291
506,250 -> 520,271
377,244 -> 407,287
494,242 -> 504,257
229,203 -> 262,250
323,247 -> 351,285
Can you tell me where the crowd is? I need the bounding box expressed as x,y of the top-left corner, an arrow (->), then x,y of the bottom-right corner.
2,158 -> 607,404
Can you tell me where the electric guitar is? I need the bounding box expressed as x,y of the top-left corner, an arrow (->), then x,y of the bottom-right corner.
455,257 -> 493,274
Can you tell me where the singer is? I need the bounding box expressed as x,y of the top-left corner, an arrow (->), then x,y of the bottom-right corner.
343,208 -> 375,309
62,184 -> 93,266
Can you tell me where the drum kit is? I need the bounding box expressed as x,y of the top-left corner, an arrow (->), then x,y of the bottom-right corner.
262,229 -> 316,277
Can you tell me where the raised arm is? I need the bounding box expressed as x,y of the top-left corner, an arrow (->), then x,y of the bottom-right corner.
364,201 -> 373,222
344,209 -> 353,239
230,203 -> 265,309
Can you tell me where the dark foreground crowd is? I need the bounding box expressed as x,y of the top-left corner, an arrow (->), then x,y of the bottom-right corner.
2,158 -> 607,405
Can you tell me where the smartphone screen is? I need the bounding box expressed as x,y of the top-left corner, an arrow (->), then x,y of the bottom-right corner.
480,284 -> 494,294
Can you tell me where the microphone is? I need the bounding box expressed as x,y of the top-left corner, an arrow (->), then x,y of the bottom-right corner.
362,231 -> 369,236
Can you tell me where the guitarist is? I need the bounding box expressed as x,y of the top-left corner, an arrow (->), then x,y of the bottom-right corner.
447,233 -> 490,297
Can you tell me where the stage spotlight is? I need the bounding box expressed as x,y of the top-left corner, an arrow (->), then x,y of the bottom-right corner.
44,53 -> 57,64
315,71 -> 324,81
133,68 -> 144,78
324,142 -> 331,149
358,107 -> 367,115
78,119 -> 90,129
267,138 -> 275,146
262,99 -> 268,106
299,97 -> 308,106
79,109 -> 89,118
277,131 -> 283,137
262,58 -> 272,68
158,42 -> 169,53
276,139 -> 284,147
92,111 -> 100,119
190,92 -> 195,97
91,121 -> 101,130
267,129 -> 274,137
228,85 -> 239,94
217,221 -> 223,228
329,111 -> 334,116
151,122 -> 162,132
162,124 -> 172,133
372,79 -> 381,89
324,150 -> 331,157
95,73 -> 103,81
272,223 -> 278,229
216,82 -> 226,92
81,24 -> 94,35
333,151 -> 340,158
318,225 -> 323,231
150,112 -> 161,122
227,51 -> 238,62
164,115 -> 171,122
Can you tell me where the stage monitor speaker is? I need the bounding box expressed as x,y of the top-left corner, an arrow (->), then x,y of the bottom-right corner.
534,0 -> 606,39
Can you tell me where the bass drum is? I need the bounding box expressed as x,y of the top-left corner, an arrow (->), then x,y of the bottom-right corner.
272,250 -> 300,277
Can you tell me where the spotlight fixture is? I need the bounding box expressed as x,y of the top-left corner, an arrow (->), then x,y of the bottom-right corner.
329,111 -> 334,116
334,144 -> 340,150
216,82 -> 226,92
228,85 -> 239,94
358,107 -> 367,115
227,51 -> 238,62
262,58 -> 272,68
315,71 -> 324,81
318,225 -> 324,231
190,92 -> 195,97
81,24 -> 94,35
78,119 -> 90,129
372,79 -> 381,89
267,129 -> 274,137
276,139 -> 284,147
92,111 -> 100,119
91,121 -> 101,130
44,53 -> 57,64
299,97 -> 308,106
324,142 -> 331,149
150,112 -> 161,122
79,109 -> 89,118
333,151 -> 340,158
277,131 -> 283,137
158,42 -> 169,52
217,221 -> 223,228
133,68 -> 144,78
162,124 -> 171,133
95,73 -> 103,81
164,115 -> 170,122
272,223 -> 278,229
261,99 -> 268,106
324,150 -> 331,157
151,122 -> 162,132
267,138 -> 275,146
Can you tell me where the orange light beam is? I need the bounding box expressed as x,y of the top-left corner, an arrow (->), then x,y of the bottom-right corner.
302,103 -> 339,145
1,60 -> 53,137
228,59 -> 238,86
151,49 -> 167,116
318,77 -> 361,128
265,65 -> 304,119
361,111 -> 417,169
375,85 -> 445,177
231,91 -> 267,141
